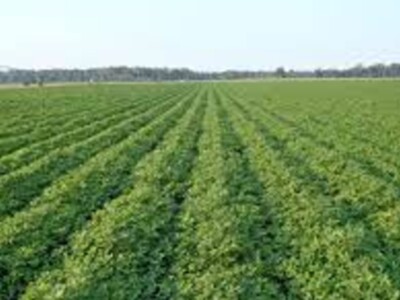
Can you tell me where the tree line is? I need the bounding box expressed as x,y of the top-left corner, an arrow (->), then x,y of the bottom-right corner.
0,64 -> 399,84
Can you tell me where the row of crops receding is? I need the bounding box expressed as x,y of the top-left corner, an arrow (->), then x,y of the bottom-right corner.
0,81 -> 400,299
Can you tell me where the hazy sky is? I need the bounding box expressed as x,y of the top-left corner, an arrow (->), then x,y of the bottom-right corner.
1,0 -> 399,71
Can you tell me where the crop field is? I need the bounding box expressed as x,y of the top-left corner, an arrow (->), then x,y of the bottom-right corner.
0,80 -> 400,299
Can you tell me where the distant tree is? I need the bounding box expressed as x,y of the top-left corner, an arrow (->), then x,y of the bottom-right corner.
275,67 -> 287,78
315,69 -> 324,78
1,64 -> 400,84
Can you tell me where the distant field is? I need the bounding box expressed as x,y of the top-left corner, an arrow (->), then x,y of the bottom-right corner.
0,81 -> 400,299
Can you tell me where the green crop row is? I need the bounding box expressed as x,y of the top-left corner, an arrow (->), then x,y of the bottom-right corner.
0,85 -> 190,157
0,81 -> 399,299
0,86 -> 195,219
173,89 -> 283,299
0,84 -> 178,137
221,87 -> 399,299
0,87 -> 191,176
21,86 -> 207,300
0,85 -> 200,299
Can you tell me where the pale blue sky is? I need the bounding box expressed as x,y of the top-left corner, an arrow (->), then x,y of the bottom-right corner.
1,0 -> 399,71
